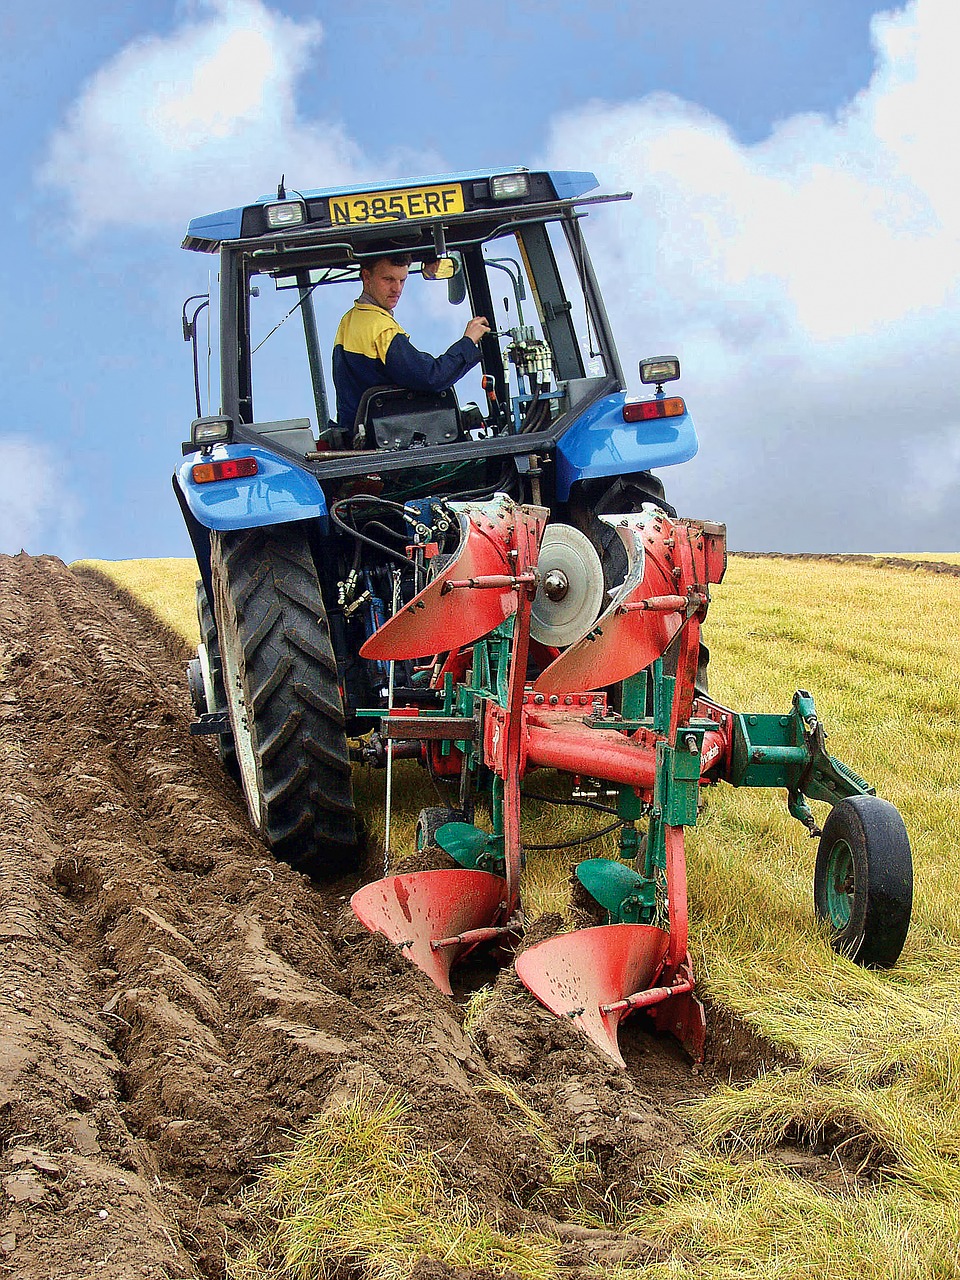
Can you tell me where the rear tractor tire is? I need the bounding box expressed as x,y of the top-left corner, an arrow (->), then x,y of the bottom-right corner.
210,524 -> 359,877
813,795 -> 912,968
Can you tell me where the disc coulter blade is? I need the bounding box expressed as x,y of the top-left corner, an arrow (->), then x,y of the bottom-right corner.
515,923 -> 670,1066
351,869 -> 506,994
534,515 -> 683,694
530,523 -> 605,648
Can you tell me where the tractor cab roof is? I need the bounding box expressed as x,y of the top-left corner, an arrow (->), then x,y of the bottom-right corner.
182,168 -> 624,256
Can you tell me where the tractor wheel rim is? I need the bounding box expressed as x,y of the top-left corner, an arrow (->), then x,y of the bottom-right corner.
825,837 -> 854,928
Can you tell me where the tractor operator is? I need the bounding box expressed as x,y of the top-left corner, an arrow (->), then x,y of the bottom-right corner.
332,253 -> 490,437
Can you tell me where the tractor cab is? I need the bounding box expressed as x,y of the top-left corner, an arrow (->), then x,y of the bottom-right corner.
180,167 -> 697,511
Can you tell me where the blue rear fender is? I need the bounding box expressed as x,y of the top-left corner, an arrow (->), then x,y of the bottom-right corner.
175,443 -> 329,532
554,392 -> 698,502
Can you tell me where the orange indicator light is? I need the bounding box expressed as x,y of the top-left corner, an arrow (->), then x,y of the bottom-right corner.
622,397 -> 686,424
191,457 -> 259,484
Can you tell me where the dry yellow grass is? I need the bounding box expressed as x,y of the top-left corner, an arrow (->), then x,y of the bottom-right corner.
73,556 -> 200,646
82,550 -> 960,1278
228,1092 -> 561,1280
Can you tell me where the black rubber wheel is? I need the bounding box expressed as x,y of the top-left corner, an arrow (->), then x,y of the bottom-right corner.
195,581 -> 239,779
210,525 -> 359,876
415,806 -> 467,852
814,795 -> 912,968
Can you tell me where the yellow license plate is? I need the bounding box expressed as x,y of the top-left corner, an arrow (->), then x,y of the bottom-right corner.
329,183 -> 465,225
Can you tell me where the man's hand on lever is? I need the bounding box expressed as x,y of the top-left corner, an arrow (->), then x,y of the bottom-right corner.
464,316 -> 491,345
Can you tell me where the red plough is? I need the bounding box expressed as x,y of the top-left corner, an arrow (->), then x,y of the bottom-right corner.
351,496 -> 912,1065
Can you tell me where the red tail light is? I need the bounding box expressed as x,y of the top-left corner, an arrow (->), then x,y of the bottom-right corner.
622,396 -> 685,423
192,457 -> 259,484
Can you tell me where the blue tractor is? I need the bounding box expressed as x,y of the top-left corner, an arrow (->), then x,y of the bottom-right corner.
174,168 -> 699,877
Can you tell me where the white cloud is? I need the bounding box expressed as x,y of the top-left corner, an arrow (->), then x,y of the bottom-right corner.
38,0 -> 371,233
0,438 -> 80,556
543,0 -> 960,549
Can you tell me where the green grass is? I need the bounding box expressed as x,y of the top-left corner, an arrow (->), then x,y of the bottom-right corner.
81,551 -> 960,1278
228,1092 -> 561,1280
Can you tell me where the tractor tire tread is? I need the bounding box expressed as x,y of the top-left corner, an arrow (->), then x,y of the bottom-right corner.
211,524 -> 358,876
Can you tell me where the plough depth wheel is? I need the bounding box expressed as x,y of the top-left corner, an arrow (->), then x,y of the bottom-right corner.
814,795 -> 913,967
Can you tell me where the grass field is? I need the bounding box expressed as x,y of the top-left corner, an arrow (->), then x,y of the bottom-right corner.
78,551 -> 960,1279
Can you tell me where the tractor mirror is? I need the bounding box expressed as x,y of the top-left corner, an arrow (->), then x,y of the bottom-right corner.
421,255 -> 460,281
421,252 -> 465,302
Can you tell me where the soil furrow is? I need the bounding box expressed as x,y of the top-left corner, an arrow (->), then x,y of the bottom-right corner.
0,553 -> 776,1280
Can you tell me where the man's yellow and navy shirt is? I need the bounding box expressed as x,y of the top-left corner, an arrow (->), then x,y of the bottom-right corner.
332,300 -> 481,429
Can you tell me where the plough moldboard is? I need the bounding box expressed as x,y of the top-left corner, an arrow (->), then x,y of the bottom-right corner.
350,496 -> 913,1067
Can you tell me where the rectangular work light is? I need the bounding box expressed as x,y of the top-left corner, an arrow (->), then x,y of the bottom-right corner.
191,415 -> 234,446
490,172 -> 530,200
264,200 -> 306,229
639,357 -> 680,385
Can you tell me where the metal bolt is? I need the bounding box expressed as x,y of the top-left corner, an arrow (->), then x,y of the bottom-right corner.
543,568 -> 569,601
549,694 -> 558,705
534,693 -> 545,705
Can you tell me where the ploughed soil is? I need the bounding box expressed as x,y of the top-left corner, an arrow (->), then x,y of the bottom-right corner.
1,554 -> 792,1280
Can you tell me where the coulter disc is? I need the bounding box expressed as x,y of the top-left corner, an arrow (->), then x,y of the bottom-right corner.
530,523 -> 606,648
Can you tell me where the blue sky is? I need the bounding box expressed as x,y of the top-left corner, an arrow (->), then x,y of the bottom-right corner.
2,0 -> 957,557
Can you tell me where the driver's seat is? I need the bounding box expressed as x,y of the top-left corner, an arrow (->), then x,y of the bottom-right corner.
353,386 -> 463,450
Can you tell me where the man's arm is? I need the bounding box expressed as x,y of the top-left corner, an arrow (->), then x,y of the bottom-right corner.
383,318 -> 489,394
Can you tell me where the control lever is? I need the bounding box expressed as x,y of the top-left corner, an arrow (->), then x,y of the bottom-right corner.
481,374 -> 509,431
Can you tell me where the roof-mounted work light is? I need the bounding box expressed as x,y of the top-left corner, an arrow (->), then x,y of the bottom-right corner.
264,200 -> 306,229
490,172 -> 530,200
